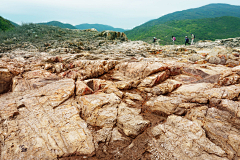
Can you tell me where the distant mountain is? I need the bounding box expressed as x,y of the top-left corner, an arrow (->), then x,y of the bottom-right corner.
38,21 -> 76,29
126,16 -> 240,45
75,23 -> 125,32
126,3 -> 240,43
0,16 -> 15,31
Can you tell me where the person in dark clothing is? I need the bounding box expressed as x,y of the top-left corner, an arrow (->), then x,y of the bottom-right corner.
153,37 -> 157,47
185,36 -> 190,45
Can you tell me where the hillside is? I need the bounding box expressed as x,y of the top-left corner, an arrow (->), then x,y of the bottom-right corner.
0,16 -> 15,31
10,21 -> 19,27
126,3 -> 240,44
38,21 -> 77,29
75,23 -> 125,32
126,16 -> 240,45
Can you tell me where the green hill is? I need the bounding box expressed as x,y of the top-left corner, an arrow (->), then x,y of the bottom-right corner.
38,21 -> 76,29
75,23 -> 125,32
10,21 -> 19,27
0,16 -> 15,31
125,3 -> 240,44
126,16 -> 240,45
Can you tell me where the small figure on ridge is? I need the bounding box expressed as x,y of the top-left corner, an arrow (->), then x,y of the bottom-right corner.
185,36 -> 190,45
172,36 -> 176,45
191,33 -> 195,45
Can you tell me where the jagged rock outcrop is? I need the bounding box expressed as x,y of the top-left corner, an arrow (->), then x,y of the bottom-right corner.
1,36 -> 240,160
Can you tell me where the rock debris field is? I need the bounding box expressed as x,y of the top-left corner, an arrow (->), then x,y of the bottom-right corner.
1,30 -> 240,160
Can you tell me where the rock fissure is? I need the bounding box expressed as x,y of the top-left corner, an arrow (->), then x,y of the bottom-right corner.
1,32 -> 240,159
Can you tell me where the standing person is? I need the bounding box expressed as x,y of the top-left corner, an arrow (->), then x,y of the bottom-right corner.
172,36 -> 176,45
185,36 -> 190,45
191,33 -> 195,45
153,37 -> 157,47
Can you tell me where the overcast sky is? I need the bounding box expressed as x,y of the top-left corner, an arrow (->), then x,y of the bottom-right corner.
1,0 -> 240,29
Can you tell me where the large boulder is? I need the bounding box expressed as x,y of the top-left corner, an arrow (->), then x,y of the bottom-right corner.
99,31 -> 128,41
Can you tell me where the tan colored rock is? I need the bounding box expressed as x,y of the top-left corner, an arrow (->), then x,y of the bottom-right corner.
202,84 -> 240,100
173,83 -> 214,96
44,63 -> 53,70
218,99 -> 240,117
113,62 -> 167,80
76,80 -> 93,96
103,84 -> 123,98
138,71 -> 170,88
94,127 -> 112,146
114,80 -> 140,90
117,102 -> 149,137
12,70 -> 60,92
150,115 -> 227,160
124,92 -> 144,101
218,72 -> 240,86
77,93 -> 121,128
59,60 -> 118,80
145,96 -> 186,115
0,79 -> 94,160
147,79 -> 182,95
54,63 -> 63,73
204,108 -> 240,159
84,79 -> 108,91
185,106 -> 208,126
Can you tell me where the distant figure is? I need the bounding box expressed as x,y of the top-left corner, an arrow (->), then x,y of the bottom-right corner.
185,36 -> 190,45
172,36 -> 176,45
191,33 -> 195,45
153,37 -> 157,47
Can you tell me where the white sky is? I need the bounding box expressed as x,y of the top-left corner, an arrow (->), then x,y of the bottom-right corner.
1,0 -> 240,29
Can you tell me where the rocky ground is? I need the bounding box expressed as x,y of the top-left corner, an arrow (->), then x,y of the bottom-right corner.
1,28 -> 240,160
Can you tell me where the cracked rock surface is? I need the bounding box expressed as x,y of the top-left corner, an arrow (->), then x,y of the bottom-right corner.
1,36 -> 240,160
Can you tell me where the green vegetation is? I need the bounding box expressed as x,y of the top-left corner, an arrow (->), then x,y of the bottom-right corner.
0,16 -> 15,32
0,23 -> 103,53
10,21 -> 19,27
126,16 -> 240,45
38,21 -> 77,29
75,23 -> 125,32
0,23 -> 99,44
125,3 -> 240,44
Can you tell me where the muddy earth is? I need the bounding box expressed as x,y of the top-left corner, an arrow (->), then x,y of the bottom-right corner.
1,30 -> 240,160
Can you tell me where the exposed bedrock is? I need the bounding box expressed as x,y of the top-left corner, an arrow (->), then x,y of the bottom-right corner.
1,43 -> 240,160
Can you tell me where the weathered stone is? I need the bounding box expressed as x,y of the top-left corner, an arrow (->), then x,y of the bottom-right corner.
150,115 -> 227,160
77,93 -> 121,128
0,79 -> 94,160
204,108 -> 240,159
103,83 -> 124,98
208,56 -> 222,64
145,96 -> 186,115
185,106 -> 208,126
1,33 -> 240,159
113,62 -> 167,80
12,70 -> 60,92
114,80 -> 141,90
76,80 -> 93,96
148,80 -> 182,95
124,92 -> 144,101
138,71 -> 170,88
188,54 -> 202,62
117,102 -> 149,137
